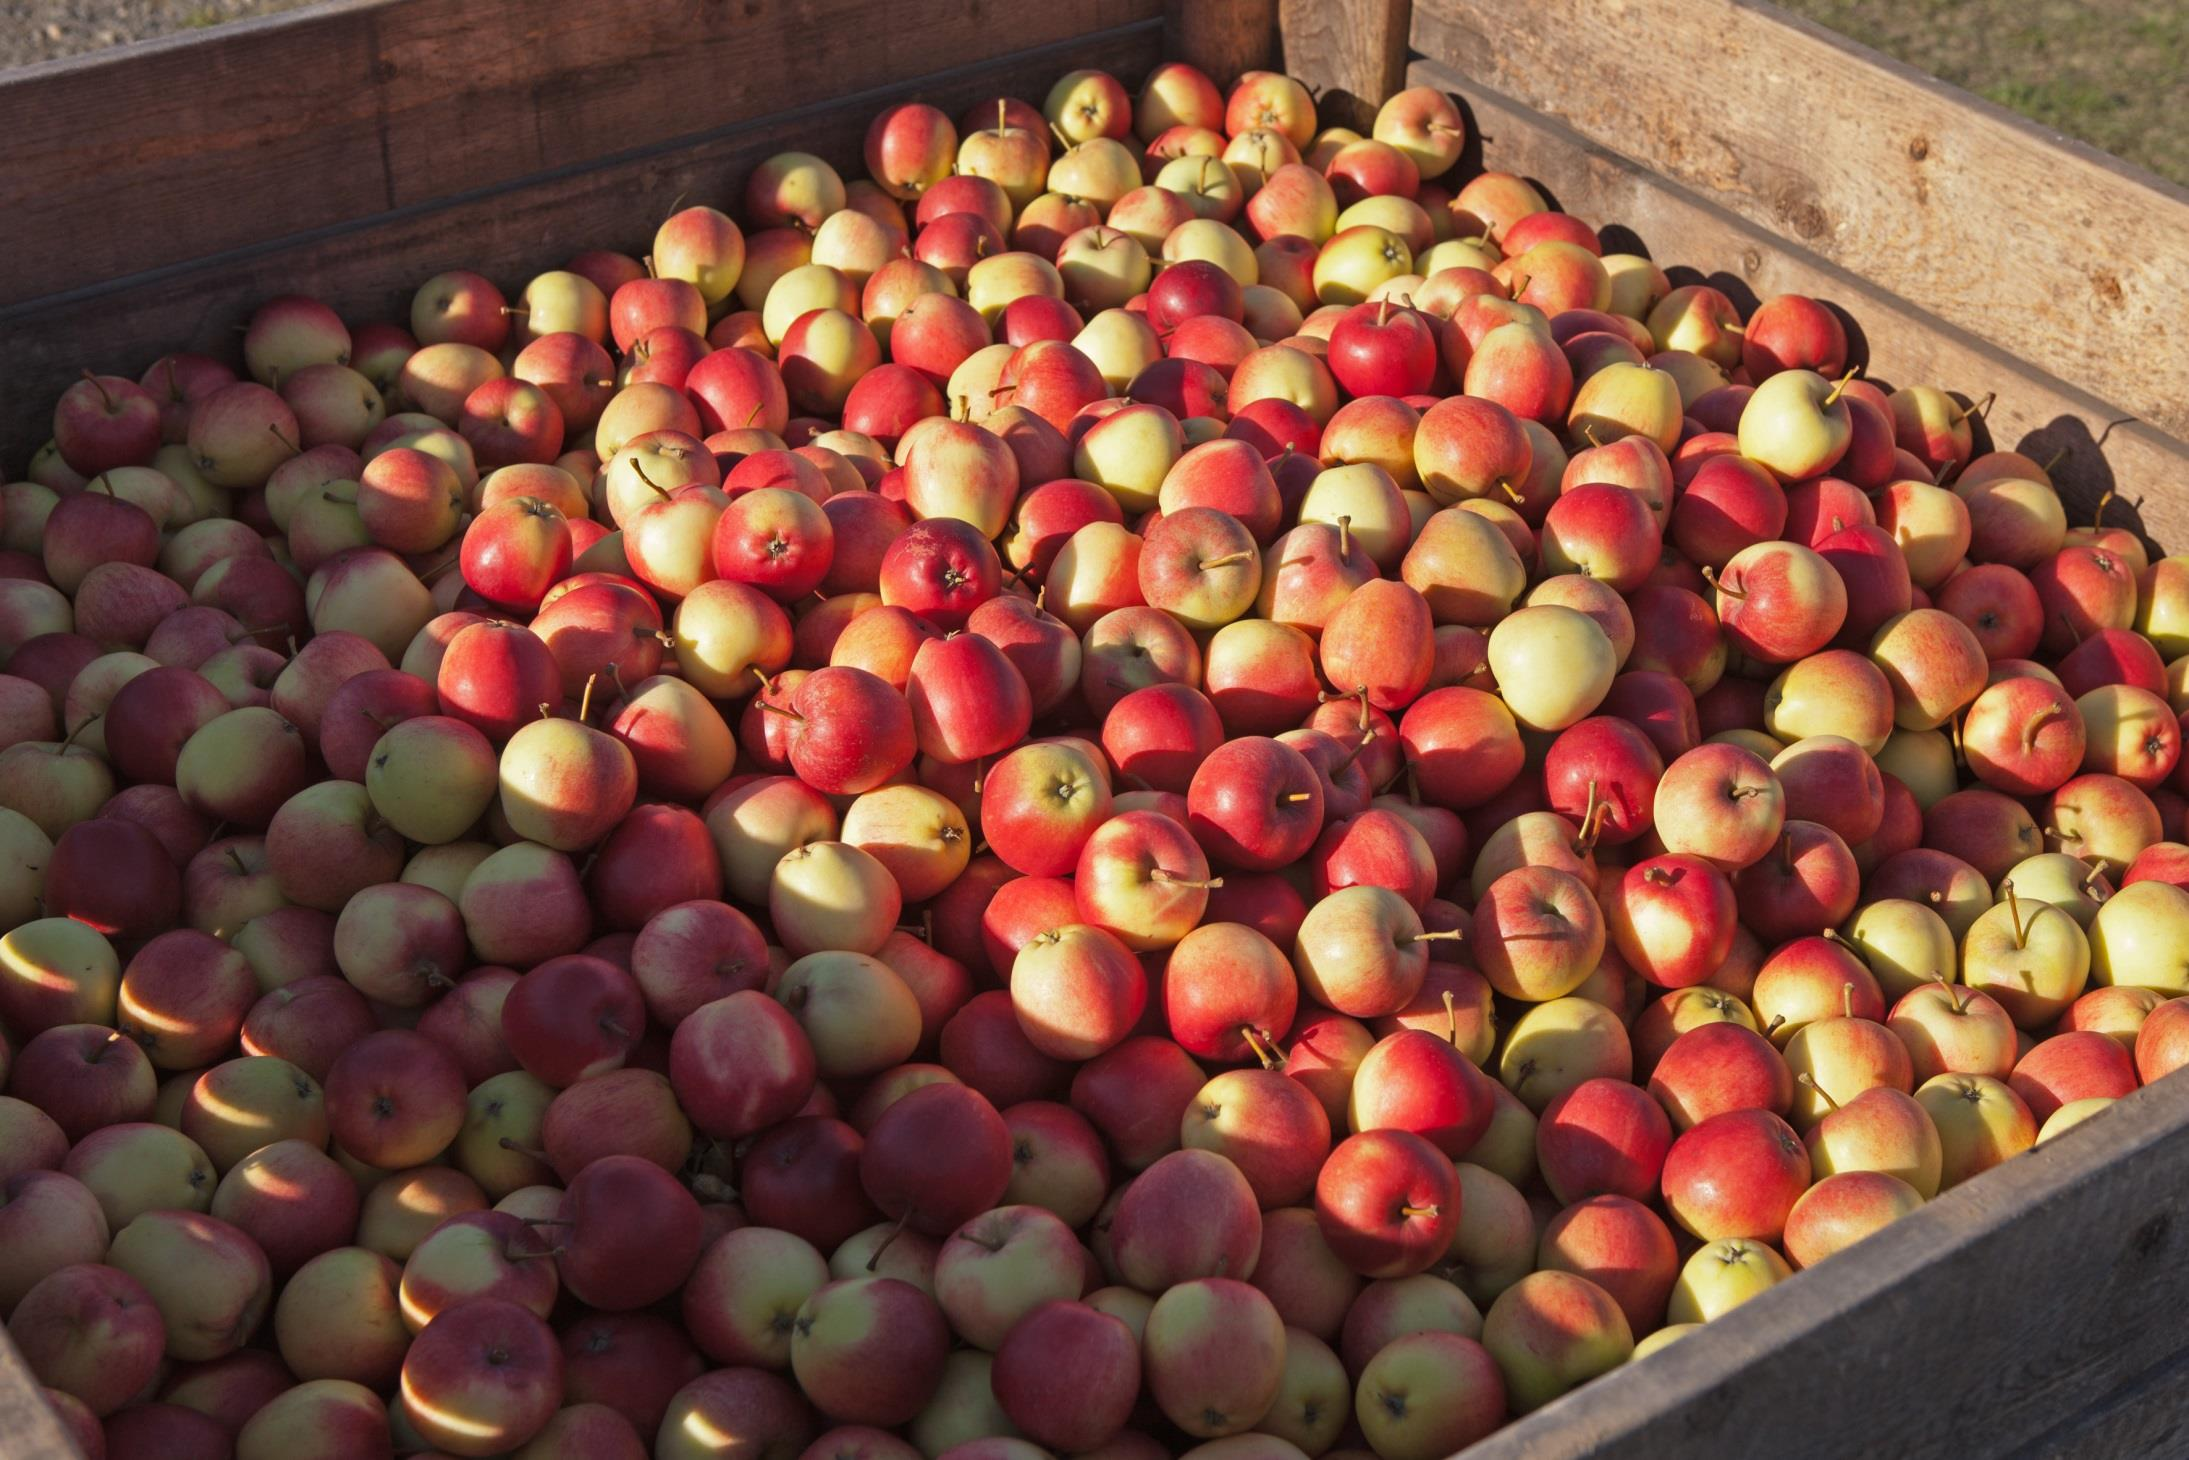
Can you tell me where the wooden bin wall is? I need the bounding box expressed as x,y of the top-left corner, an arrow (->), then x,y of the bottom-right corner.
5,2 -> 2189,1457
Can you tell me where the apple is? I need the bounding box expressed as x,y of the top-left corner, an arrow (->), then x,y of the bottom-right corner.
1479,1270 -> 1632,1414
1143,1277 -> 1288,1438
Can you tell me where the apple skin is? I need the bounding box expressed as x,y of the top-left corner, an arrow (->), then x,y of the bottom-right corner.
1142,1277 -> 1288,1439
1782,1170 -> 1924,1269
1479,1269 -> 1633,1415
1314,1129 -> 1460,1279
7,1261 -> 167,1415
789,1276 -> 949,1427
1659,1107 -> 1812,1242
1537,1077 -> 1674,1205
399,1297 -> 563,1457
1113,1148 -> 1267,1307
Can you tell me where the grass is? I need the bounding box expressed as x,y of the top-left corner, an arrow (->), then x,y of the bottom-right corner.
1778,0 -> 2189,188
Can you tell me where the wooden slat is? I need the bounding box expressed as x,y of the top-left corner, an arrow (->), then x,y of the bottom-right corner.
0,0 -> 1162,310
0,24 -> 1165,470
1164,0 -> 1277,87
1468,1065 -> 2189,1459
0,1328 -> 76,1458
1278,0 -> 1410,131
1410,0 -> 2189,446
1412,61 -> 2189,552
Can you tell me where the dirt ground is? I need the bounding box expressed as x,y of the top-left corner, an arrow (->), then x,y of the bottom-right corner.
2,0 -> 2184,190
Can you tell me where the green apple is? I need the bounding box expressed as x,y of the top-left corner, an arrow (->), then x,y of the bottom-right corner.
1666,1237 -> 1791,1324
2089,879 -> 2189,991
1914,1073 -> 2037,1188
1844,899 -> 1958,1002
1959,887 -> 2090,1028
1737,369 -> 1852,481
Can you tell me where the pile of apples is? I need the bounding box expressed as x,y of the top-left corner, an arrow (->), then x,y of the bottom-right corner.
6,52 -> 2189,1460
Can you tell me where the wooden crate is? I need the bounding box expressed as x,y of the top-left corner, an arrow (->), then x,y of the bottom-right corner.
5,1 -> 2189,1456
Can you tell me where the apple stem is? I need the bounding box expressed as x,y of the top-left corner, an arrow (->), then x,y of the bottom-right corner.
1699,564 -> 1745,600
2091,489 -> 2115,529
1575,779 -> 1604,852
1333,725 -> 1372,775
1777,831 -> 1794,872
2002,879 -> 2026,948
1199,551 -> 1253,570
1842,981 -> 1856,1020
1284,791 -> 1314,803
1796,1072 -> 1841,1111
1582,424 -> 1604,448
1498,478 -> 1523,504
1337,515 -> 1352,560
757,701 -> 805,722
998,100 -> 1007,136
269,421 -> 300,454
1150,868 -> 1223,890
226,846 -> 248,875
79,369 -> 116,411
578,673 -> 599,724
865,1212 -> 912,1271
1049,120 -> 1075,151
630,459 -> 672,500
1443,989 -> 1461,1046
1957,391 -> 1997,424
1399,1204 -> 1441,1219
1406,929 -> 1466,944
1240,1026 -> 1281,1069
497,1138 -> 552,1163
536,701 -> 554,721
56,713 -> 101,753
1823,366 -> 1860,408
501,305 -> 530,318
654,630 -> 677,649
1375,296 -> 1392,327
1766,1013 -> 1786,1037
1644,864 -> 1673,885
2083,862 -> 2113,901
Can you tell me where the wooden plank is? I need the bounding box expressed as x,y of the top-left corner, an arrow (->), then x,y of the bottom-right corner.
0,24 -> 1165,471
1278,0 -> 1410,131
1409,0 -> 2189,446
1164,0 -> 1277,87
1468,1067 -> 2189,1459
0,1328 -> 77,1457
1412,61 -> 2189,553
0,0 -> 1162,310
2006,1343 -> 2189,1459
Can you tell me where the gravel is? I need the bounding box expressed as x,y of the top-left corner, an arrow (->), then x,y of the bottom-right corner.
0,0 -> 320,69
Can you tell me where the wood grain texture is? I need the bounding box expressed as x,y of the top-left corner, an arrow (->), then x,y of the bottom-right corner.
1410,0 -> 2189,446
1278,0 -> 1410,130
1164,0 -> 1277,85
0,1328 -> 77,1457
1465,1065 -> 2189,1459
0,26 -> 1165,469
1413,61 -> 2189,552
0,0 -> 1162,309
